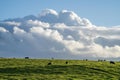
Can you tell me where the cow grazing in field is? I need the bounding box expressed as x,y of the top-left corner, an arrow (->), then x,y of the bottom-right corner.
47,62 -> 52,65
25,57 -> 29,59
110,61 -> 115,64
65,61 -> 68,64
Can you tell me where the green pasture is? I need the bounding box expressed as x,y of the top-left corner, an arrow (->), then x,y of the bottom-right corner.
0,58 -> 120,80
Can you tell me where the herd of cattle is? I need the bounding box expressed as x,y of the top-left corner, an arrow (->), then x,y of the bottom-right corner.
24,57 -> 116,65
47,61 -> 115,65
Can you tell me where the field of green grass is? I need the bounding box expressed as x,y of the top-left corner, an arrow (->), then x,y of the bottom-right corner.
0,58 -> 120,80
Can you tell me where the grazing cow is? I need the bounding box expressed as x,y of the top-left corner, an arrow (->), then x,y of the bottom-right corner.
48,62 -> 52,65
110,61 -> 115,64
65,61 -> 68,64
25,57 -> 29,59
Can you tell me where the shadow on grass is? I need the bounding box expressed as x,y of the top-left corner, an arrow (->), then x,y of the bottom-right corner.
90,67 -> 119,76
0,65 -> 86,74
0,65 -> 119,77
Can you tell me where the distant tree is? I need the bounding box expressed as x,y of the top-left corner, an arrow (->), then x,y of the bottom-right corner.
25,57 -> 29,59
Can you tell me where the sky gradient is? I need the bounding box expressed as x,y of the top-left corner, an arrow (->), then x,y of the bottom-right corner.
0,0 -> 120,27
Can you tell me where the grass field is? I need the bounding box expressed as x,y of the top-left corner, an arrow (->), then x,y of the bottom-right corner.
0,58 -> 120,80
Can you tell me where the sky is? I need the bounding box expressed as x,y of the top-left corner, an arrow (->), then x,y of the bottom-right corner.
0,0 -> 120,60
0,0 -> 120,27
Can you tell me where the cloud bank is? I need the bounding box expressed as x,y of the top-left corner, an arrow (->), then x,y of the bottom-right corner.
0,9 -> 120,60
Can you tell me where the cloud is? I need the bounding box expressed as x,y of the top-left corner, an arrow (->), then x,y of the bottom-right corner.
38,9 -> 58,23
27,20 -> 50,28
4,21 -> 21,26
37,9 -> 93,26
0,9 -> 120,60
0,27 -> 8,32
58,10 -> 82,26
94,37 -> 120,47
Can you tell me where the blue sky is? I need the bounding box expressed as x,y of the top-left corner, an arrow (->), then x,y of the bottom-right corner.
0,0 -> 120,26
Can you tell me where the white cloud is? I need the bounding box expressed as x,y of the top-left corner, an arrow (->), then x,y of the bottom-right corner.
13,27 -> 26,34
59,10 -> 82,26
39,9 -> 58,17
0,27 -> 8,32
5,21 -> 21,26
0,9 -> 120,60
37,9 -> 93,26
30,27 -> 63,41
27,20 -> 50,28
38,9 -> 58,23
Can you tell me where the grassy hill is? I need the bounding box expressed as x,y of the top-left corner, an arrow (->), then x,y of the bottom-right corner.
0,58 -> 120,80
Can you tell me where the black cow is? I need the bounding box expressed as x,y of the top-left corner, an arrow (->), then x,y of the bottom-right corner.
110,61 -> 115,64
65,61 -> 68,64
47,62 -> 52,65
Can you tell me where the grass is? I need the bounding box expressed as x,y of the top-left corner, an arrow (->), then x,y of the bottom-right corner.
0,58 -> 120,80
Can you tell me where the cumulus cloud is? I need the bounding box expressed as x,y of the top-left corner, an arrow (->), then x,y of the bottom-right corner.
0,9 -> 120,60
59,10 -> 82,26
4,21 -> 21,26
38,9 -> 58,23
27,20 -> 50,28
